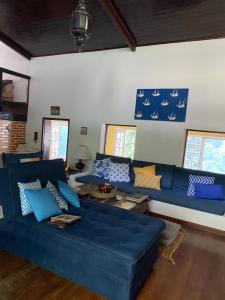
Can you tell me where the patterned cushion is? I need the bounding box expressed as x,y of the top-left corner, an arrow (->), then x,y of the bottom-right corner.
46,181 -> 68,210
187,175 -> 215,197
18,179 -> 42,216
134,165 -> 156,177
93,158 -> 111,179
134,174 -> 161,190
109,162 -> 130,183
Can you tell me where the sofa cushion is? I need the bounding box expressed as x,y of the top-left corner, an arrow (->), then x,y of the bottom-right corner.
134,174 -> 161,190
2,151 -> 43,168
46,181 -> 68,210
24,188 -> 62,222
109,162 -> 130,183
18,179 -> 42,216
58,180 -> 80,208
187,174 -> 215,197
195,184 -> 224,200
132,160 -> 175,189
93,158 -> 111,179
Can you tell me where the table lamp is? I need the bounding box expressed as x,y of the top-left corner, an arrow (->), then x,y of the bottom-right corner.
75,145 -> 91,172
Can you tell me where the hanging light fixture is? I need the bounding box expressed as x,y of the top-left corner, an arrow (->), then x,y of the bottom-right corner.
70,0 -> 92,52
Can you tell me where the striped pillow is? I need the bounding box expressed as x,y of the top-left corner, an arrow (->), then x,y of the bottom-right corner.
187,175 -> 215,197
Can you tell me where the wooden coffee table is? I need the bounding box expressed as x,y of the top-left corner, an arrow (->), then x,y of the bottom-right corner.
76,184 -> 150,215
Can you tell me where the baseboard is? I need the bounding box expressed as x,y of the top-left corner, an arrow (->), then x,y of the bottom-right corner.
148,200 -> 225,237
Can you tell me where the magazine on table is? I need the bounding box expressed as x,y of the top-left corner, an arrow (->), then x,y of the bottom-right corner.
125,193 -> 149,203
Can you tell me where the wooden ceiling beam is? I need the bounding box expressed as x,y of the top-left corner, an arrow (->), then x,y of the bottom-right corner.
98,0 -> 137,52
0,31 -> 32,60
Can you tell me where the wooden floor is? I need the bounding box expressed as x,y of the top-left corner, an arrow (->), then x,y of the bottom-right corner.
0,226 -> 225,300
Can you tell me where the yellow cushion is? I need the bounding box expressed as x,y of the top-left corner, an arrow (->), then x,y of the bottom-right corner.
134,165 -> 156,177
134,174 -> 161,190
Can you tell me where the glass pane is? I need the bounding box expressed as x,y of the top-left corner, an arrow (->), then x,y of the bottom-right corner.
201,138 -> 225,174
2,73 -> 28,103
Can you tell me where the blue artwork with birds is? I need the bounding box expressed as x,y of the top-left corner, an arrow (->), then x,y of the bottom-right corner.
134,88 -> 189,122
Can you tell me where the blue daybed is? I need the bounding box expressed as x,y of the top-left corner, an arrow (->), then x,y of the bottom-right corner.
0,159 -> 165,300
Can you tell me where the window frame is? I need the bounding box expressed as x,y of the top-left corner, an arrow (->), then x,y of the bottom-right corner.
182,129 -> 225,172
103,123 -> 137,159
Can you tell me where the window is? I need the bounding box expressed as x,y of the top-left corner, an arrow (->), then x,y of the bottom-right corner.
104,125 -> 136,159
42,118 -> 70,162
183,130 -> 225,174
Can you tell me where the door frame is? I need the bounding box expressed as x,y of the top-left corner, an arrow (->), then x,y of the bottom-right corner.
41,117 -> 70,164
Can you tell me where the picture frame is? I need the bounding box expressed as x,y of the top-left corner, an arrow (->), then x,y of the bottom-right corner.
80,127 -> 87,135
50,106 -> 60,115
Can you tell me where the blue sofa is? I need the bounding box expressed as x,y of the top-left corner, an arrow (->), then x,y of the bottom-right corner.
77,153 -> 225,216
0,159 -> 165,300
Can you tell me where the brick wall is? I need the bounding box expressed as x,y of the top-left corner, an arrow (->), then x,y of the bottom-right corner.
0,120 -> 26,152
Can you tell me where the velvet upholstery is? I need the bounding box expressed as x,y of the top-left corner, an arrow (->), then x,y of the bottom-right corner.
2,151 -> 43,167
0,159 -> 165,300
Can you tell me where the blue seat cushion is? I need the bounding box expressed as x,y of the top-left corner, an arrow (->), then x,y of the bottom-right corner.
77,175 -> 225,215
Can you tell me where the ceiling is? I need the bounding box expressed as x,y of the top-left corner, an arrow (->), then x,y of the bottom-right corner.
0,0 -> 225,59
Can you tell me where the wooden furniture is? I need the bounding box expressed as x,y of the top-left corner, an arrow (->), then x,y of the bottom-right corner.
76,184 -> 150,214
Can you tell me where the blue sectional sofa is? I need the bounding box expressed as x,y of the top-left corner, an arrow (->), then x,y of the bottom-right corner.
76,153 -> 225,216
0,159 -> 165,300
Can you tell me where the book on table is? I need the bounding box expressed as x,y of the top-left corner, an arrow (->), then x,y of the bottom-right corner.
125,193 -> 149,203
48,214 -> 81,229
112,201 -> 136,210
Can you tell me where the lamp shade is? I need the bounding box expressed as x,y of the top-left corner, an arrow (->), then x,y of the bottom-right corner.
75,145 -> 91,160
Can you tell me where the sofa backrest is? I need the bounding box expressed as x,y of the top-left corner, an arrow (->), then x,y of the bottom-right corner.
0,168 -> 11,220
173,166 -> 225,191
7,159 -> 67,218
132,160 -> 175,189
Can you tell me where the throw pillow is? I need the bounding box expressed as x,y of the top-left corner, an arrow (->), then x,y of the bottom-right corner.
187,175 -> 215,197
195,183 -> 224,200
134,174 -> 161,190
46,181 -> 68,210
57,180 -> 80,208
24,188 -> 62,222
93,158 -> 111,179
109,162 -> 130,183
18,179 -> 42,216
134,165 -> 156,177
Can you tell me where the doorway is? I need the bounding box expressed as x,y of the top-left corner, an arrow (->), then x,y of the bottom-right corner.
41,118 -> 70,162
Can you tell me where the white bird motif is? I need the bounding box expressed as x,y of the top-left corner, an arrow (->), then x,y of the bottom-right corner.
151,112 -> 159,119
143,98 -> 151,106
137,90 -> 144,98
176,100 -> 185,109
161,99 -> 169,106
135,111 -> 143,118
168,113 -> 176,120
152,90 -> 160,97
170,90 -> 179,97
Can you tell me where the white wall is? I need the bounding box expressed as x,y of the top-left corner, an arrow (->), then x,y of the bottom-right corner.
27,39 -> 225,166
0,41 -> 29,74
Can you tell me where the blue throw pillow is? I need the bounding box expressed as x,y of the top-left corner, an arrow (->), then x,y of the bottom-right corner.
24,188 -> 62,222
18,179 -> 42,216
195,184 -> 224,200
92,158 -> 111,179
57,180 -> 80,208
109,162 -> 130,183
187,175 -> 215,197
